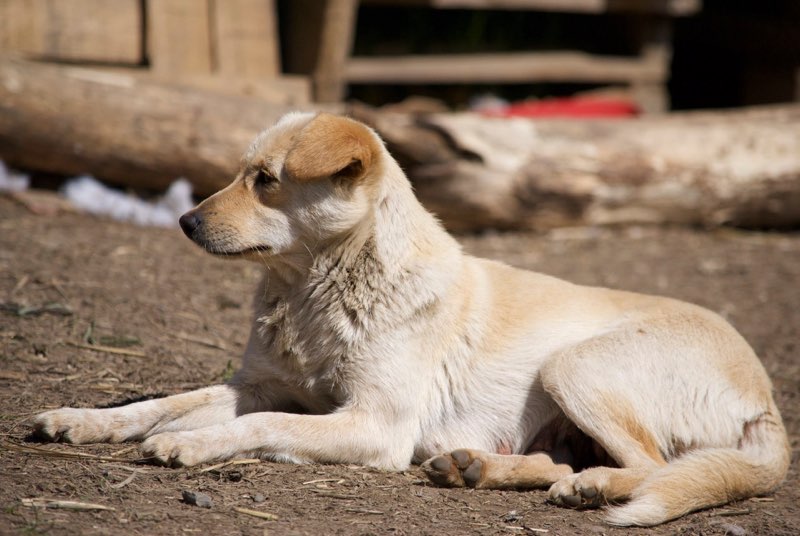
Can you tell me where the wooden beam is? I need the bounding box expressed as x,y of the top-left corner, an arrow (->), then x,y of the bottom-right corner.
361,0 -> 701,16
345,51 -> 666,84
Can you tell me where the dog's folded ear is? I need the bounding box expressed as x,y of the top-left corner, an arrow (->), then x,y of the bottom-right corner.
284,113 -> 380,183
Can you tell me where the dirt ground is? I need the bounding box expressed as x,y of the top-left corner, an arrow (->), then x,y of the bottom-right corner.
0,195 -> 798,536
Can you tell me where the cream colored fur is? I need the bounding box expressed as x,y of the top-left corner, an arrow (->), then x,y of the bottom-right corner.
32,112 -> 789,526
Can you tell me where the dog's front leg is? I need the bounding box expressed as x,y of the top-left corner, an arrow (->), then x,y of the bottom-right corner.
141,409 -> 413,470
32,384 -> 266,444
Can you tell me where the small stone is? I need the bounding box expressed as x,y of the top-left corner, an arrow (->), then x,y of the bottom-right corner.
720,523 -> 747,536
182,490 -> 213,508
252,494 -> 266,503
501,510 -> 522,523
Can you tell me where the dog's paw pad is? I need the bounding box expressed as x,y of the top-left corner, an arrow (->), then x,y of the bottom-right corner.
422,449 -> 486,488
548,473 -> 604,509
460,456 -> 483,487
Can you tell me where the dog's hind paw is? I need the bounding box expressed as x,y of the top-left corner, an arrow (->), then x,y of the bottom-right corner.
548,472 -> 604,509
422,449 -> 486,488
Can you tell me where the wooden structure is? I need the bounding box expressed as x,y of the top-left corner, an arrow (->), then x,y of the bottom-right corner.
0,0 -> 309,105
0,0 -> 700,109
289,0 -> 700,111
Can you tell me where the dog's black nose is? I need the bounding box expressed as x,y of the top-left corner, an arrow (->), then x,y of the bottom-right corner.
179,212 -> 201,237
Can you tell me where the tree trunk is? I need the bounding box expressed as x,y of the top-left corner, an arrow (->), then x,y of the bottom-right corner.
350,103 -> 800,230
0,56 -> 300,196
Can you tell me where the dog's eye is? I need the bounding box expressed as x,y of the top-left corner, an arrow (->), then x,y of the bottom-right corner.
254,169 -> 277,188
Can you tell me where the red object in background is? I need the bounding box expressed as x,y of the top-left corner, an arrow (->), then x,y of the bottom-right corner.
488,97 -> 639,118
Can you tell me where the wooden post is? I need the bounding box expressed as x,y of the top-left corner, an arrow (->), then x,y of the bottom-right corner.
313,0 -> 359,102
631,15 -> 673,113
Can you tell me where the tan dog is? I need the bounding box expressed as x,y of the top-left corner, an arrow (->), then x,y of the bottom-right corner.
33,112 -> 789,526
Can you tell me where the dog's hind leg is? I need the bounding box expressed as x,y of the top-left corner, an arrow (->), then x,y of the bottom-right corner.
422,449 -> 574,490
32,383 -> 273,444
537,330 -> 670,510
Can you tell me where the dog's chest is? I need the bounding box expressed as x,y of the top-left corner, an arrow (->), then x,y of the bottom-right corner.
255,293 -> 366,394
250,241 -> 438,403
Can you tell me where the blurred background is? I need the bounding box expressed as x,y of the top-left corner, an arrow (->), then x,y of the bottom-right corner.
282,0 -> 800,112
2,1 -> 799,113
0,0 -> 799,231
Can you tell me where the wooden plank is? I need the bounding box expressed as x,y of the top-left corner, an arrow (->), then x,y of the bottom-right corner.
361,0 -> 701,15
147,0 -> 212,74
212,0 -> 280,77
0,0 -> 36,51
433,0 -> 606,10
346,51 -> 666,84
0,0 -> 142,63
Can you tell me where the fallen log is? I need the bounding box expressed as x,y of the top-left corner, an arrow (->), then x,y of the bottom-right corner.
351,104 -> 800,230
0,56 -> 305,196
1,56 -> 799,229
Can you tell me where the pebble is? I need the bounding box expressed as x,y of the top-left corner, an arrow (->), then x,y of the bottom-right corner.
182,490 -> 213,508
253,494 -> 266,503
720,523 -> 747,536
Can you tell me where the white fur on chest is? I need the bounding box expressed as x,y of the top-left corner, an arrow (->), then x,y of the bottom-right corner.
243,235 -> 448,412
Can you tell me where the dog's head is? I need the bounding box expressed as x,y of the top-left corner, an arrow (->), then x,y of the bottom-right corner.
179,112 -> 384,261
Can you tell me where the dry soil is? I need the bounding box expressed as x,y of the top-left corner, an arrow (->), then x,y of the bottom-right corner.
0,197 -> 798,535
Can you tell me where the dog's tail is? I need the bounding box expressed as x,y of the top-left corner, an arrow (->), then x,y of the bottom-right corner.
604,410 -> 789,527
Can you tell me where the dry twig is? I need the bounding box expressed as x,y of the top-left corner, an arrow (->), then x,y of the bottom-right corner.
345,508 -> 384,515
108,468 -> 143,489
712,508 -> 751,517
233,507 -> 278,520
302,478 -> 346,485
22,498 -> 115,511
67,341 -> 147,358
2,440 -> 135,463
199,458 -> 261,473
174,331 -> 229,351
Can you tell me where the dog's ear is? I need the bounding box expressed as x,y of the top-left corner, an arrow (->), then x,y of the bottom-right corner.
284,113 -> 380,183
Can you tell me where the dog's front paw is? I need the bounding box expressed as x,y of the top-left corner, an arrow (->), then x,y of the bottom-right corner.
140,432 -> 214,467
32,408 -> 108,444
422,449 -> 487,488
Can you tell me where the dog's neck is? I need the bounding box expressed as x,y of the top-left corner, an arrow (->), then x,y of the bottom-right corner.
265,160 -> 461,292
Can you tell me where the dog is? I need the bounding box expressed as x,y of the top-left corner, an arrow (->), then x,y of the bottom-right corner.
33,112 -> 789,526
